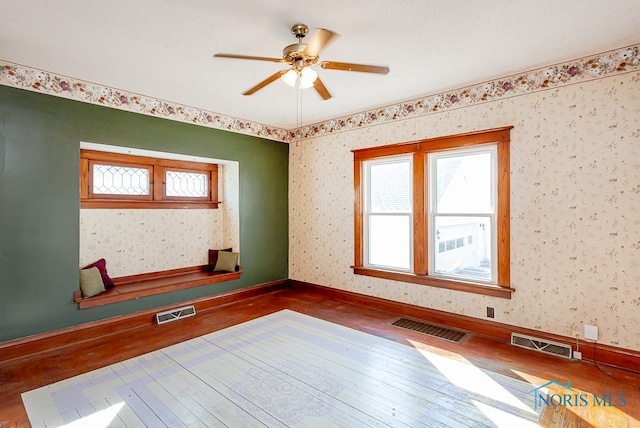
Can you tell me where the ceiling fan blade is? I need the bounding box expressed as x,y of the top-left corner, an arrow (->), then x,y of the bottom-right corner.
214,53 -> 284,63
243,70 -> 287,96
320,61 -> 389,74
313,77 -> 332,100
303,28 -> 339,58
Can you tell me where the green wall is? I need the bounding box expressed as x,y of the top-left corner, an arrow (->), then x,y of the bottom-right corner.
0,85 -> 289,343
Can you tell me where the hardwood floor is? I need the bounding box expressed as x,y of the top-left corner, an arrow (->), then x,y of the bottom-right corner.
1,287 -> 639,427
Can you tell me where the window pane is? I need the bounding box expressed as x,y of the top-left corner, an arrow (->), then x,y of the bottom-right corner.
433,216 -> 492,281
93,164 -> 149,195
435,151 -> 492,214
166,171 -> 208,197
369,160 -> 411,212
368,215 -> 411,270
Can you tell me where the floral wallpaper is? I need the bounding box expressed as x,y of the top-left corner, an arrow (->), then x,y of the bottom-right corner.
79,164 -> 240,277
289,69 -> 640,352
79,209 -> 223,277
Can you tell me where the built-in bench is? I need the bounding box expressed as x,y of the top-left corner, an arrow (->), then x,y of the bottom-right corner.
74,265 -> 242,309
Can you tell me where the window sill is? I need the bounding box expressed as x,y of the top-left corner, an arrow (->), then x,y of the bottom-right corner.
74,265 -> 242,309
80,200 -> 219,209
352,266 -> 514,299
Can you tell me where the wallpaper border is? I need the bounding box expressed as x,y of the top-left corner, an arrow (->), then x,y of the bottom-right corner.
288,44 -> 639,141
0,59 -> 289,142
1,43 -> 638,143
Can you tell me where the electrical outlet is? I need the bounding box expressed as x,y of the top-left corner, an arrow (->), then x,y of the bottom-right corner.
573,351 -> 582,360
486,307 -> 495,318
584,324 -> 598,341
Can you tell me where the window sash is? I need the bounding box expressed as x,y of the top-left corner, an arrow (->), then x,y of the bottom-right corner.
88,160 -> 153,200
428,145 -> 497,284
163,167 -> 211,201
363,156 -> 413,271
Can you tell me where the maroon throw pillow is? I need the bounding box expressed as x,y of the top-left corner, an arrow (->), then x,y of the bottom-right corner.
82,258 -> 115,289
208,248 -> 233,271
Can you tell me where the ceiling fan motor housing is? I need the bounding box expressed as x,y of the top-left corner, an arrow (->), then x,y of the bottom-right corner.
283,44 -> 317,68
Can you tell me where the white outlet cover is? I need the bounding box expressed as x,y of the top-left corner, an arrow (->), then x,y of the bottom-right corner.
584,324 -> 598,341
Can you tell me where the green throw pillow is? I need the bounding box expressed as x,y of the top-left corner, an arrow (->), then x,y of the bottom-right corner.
80,266 -> 106,298
214,251 -> 239,272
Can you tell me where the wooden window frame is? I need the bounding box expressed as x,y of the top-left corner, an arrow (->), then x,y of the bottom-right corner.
81,149 -> 219,209
352,126 -> 514,299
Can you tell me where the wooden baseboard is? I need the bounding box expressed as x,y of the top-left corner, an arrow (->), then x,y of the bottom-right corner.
290,280 -> 640,373
0,279 -> 288,363
4,277 -> 639,374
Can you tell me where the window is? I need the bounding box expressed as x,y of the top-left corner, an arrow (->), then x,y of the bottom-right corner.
353,127 -> 513,298
430,146 -> 496,283
81,149 -> 218,208
364,157 -> 413,271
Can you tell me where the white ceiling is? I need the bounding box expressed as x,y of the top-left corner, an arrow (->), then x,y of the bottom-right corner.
2,1 -> 639,130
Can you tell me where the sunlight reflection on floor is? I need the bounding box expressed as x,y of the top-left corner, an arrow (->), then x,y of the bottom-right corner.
512,366 -> 637,426
60,402 -> 124,428
409,339 -> 536,413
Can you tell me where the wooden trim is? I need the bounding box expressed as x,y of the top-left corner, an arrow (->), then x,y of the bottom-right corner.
352,266 -> 514,299
353,159 -> 364,268
153,162 -> 164,201
79,157 -> 89,199
75,265 -> 242,309
496,135 -> 511,286
290,280 -> 640,373
81,149 -> 219,171
80,200 -> 219,209
1,279 -> 288,363
352,142 -> 420,161
413,152 -> 426,275
352,126 -> 513,159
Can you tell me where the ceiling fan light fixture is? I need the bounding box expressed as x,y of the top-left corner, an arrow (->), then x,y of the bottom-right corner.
299,67 -> 318,89
281,69 -> 298,87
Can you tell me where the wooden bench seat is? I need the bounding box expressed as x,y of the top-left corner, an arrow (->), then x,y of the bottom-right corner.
74,265 -> 242,309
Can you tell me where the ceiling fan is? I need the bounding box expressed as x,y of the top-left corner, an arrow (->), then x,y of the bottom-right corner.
214,24 -> 389,100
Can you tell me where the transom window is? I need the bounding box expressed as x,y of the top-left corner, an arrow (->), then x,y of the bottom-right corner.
353,127 -> 513,298
81,149 -> 218,208
92,163 -> 151,197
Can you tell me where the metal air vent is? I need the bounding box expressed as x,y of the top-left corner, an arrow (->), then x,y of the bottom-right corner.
511,333 -> 573,359
156,305 -> 196,325
391,318 -> 468,343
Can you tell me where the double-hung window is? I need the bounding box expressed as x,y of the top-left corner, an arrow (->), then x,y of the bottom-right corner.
364,156 -> 413,271
429,146 -> 496,283
353,127 -> 513,298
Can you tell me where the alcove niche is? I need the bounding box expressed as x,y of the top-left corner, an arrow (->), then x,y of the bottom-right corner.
79,142 -> 240,277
